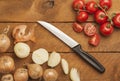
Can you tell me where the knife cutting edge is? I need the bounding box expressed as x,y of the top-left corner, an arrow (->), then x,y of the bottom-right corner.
37,21 -> 105,73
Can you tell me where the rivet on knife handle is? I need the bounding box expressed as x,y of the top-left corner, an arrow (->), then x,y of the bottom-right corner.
73,45 -> 105,73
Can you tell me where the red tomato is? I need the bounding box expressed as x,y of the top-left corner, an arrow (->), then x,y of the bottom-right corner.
99,0 -> 112,10
73,0 -> 85,10
73,22 -> 83,33
94,10 -> 108,24
89,34 -> 100,46
112,13 -> 120,28
84,23 -> 97,37
86,1 -> 98,14
76,11 -> 88,22
100,22 -> 114,36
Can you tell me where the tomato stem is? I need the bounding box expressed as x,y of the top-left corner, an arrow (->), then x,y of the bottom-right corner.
77,10 -> 89,13
96,0 -> 112,24
107,23 -> 111,28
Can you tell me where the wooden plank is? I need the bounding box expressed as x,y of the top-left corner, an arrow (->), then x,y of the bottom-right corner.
0,53 -> 119,81
0,0 -> 119,22
0,23 -> 120,52
0,1 -> 119,81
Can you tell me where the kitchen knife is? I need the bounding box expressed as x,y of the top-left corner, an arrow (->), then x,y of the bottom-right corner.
37,21 -> 105,73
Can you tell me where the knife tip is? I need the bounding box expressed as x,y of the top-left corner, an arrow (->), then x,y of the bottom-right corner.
37,21 -> 46,24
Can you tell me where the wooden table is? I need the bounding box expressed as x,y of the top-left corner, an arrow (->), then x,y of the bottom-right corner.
0,0 -> 120,81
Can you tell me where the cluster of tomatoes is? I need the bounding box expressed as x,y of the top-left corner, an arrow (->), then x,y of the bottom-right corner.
72,0 -> 120,46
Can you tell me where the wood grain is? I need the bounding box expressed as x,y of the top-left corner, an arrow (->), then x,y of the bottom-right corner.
0,23 -> 119,52
0,53 -> 120,81
0,0 -> 119,81
0,0 -> 119,22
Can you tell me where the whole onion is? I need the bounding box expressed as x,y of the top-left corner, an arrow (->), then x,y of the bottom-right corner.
27,64 -> 43,79
0,27 -> 10,53
0,56 -> 15,73
1,74 -> 14,81
14,68 -> 28,81
43,69 -> 58,81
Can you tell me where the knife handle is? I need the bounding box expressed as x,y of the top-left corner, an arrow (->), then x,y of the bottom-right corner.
73,45 -> 105,73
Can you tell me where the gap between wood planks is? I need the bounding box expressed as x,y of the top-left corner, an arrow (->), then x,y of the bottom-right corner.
0,21 -> 96,23
0,21 -> 120,54
1,51 -> 120,54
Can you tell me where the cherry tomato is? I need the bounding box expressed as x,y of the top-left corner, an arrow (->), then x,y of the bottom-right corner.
86,1 -> 98,14
100,22 -> 114,36
76,11 -> 88,22
89,34 -> 100,46
99,0 -> 112,10
84,23 -> 97,37
73,0 -> 85,11
94,10 -> 108,24
112,13 -> 120,28
73,22 -> 83,33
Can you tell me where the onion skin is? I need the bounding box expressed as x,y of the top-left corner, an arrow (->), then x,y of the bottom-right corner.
14,68 -> 28,81
1,74 -> 14,81
0,34 -> 10,52
0,56 -> 15,73
27,64 -> 43,79
12,25 -> 35,44
43,69 -> 58,81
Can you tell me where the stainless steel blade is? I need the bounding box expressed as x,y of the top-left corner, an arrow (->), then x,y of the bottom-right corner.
37,21 -> 79,48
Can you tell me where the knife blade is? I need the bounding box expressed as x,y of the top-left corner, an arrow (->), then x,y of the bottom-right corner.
37,21 -> 105,73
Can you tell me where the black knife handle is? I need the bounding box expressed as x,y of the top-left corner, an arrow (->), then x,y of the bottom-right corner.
73,45 -> 105,73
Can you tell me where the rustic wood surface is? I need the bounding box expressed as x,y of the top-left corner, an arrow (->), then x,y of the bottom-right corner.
0,0 -> 120,81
